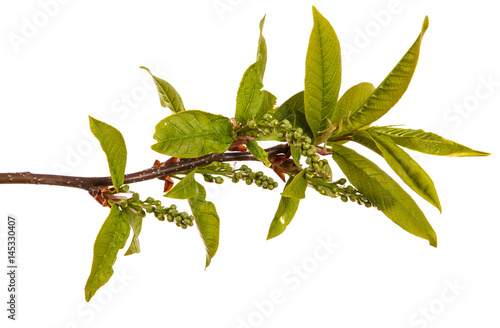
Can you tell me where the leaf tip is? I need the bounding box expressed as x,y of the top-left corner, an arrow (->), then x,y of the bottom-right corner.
422,16 -> 429,34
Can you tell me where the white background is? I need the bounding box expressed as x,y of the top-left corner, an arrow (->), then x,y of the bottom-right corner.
1,0 -> 499,327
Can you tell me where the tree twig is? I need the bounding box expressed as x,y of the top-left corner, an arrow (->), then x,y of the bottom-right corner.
0,144 -> 290,192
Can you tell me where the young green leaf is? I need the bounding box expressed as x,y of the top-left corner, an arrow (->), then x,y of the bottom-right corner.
330,143 -> 437,247
123,207 -> 143,256
305,6 -> 342,141
188,183 -> 220,268
267,177 -> 301,240
290,144 -> 302,168
235,16 -> 269,123
152,110 -> 235,158
89,116 -> 127,190
353,131 -> 441,212
281,169 -> 308,199
331,82 -> 375,126
260,90 -> 277,115
246,140 -> 271,167
140,66 -> 185,113
85,204 -> 131,301
370,127 -> 490,157
272,91 -> 313,137
336,17 -> 429,136
165,170 -> 200,199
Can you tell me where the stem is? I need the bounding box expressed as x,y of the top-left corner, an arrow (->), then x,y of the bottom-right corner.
0,144 -> 289,192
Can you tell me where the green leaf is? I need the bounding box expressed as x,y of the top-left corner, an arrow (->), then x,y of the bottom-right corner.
152,110 -> 235,158
272,91 -> 313,137
89,116 -> 127,190
330,143 -> 437,247
261,90 -> 277,115
332,82 -> 376,125
370,127 -> 490,157
267,177 -> 301,240
235,15 -> 269,123
165,170 -> 200,199
188,183 -> 220,268
123,207 -> 143,256
281,169 -> 308,199
246,140 -> 271,167
305,6 -> 342,141
85,204 -> 131,301
140,66 -> 185,113
353,130 -> 441,212
336,17 -> 429,136
290,144 -> 302,168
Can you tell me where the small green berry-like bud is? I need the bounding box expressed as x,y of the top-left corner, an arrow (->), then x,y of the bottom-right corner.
305,157 -> 312,165
337,178 -> 347,185
248,120 -> 257,128
263,128 -> 271,135
273,182 -> 278,188
365,202 -> 372,208
312,154 -> 321,163
312,163 -> 320,171
301,149 -> 308,156
175,216 -> 182,223
232,176 -> 239,183
131,193 -> 140,201
302,143 -> 311,150
268,184 -> 275,190
166,215 -> 174,222
155,200 -> 162,206
235,172 -> 243,179
146,206 -> 154,213
204,174 -> 214,183
282,119 -> 291,126
293,131 -> 302,140
306,148 -> 316,156
263,113 -> 273,121
271,119 -> 280,127
240,165 -> 248,171
255,179 -> 263,187
304,137 -> 312,144
256,171 -> 264,177
296,128 -> 303,134
341,195 -> 348,202
277,132 -> 284,139
262,181 -> 269,188
246,178 -> 253,185
215,177 -> 224,184
171,209 -> 179,216
249,172 -> 256,179
181,212 -> 189,220
119,185 -> 130,192
268,178 -> 274,185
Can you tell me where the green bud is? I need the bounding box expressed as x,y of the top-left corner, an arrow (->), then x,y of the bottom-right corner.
264,128 -> 271,135
249,172 -> 256,179
248,120 -> 257,128
337,178 -> 347,185
215,177 -> 224,184
146,206 -> 154,213
181,212 -> 189,220
119,185 -> 130,192
284,123 -> 293,131
268,178 -> 274,185
232,176 -> 239,183
341,195 -> 348,202
171,209 -> 179,216
312,163 -> 320,171
244,168 -> 252,173
235,172 -> 243,179
170,204 -> 177,210
246,178 -> 253,185
268,184 -> 275,190
256,171 -> 264,177
346,186 -> 355,193
304,137 -> 312,144
262,181 -> 269,188
312,155 -> 320,163
305,157 -> 312,165
365,202 -> 372,208
301,149 -> 308,156
273,182 -> 278,188
271,119 -> 280,127
166,215 -> 174,222
175,216 -> 182,223
282,119 -> 291,126
255,179 -> 263,187
263,114 -> 273,122
240,165 -> 248,171
154,200 -> 161,206
302,143 -> 311,150
157,214 -> 165,221
296,128 -> 303,134
293,131 -> 302,140
277,132 -> 284,139
131,193 -> 140,201
204,174 -> 214,183
306,148 -> 316,156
